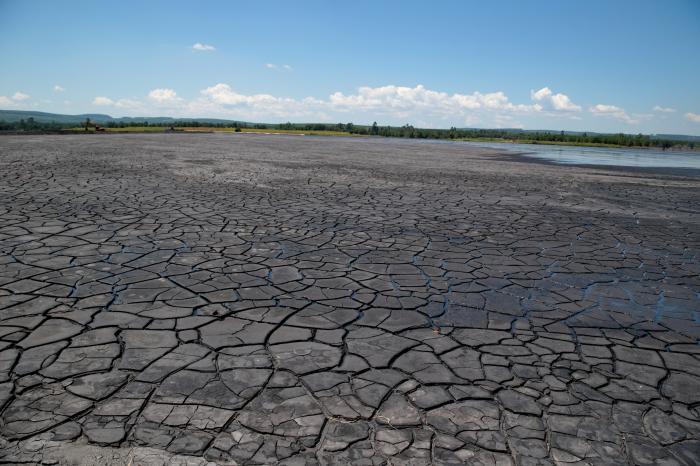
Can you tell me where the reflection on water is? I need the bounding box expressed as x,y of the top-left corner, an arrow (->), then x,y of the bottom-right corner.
466,141 -> 700,169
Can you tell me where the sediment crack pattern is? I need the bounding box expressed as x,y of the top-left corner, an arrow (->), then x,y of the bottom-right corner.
0,134 -> 698,465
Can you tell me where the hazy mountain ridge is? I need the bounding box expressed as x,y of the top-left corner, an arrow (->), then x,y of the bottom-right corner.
0,110 -> 238,125
2,109 -> 699,141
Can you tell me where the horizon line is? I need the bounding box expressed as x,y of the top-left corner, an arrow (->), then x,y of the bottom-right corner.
2,108 -> 699,138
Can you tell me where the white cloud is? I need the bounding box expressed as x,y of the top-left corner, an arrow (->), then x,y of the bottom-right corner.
653,105 -> 675,113
200,83 -> 314,110
194,83 -> 329,120
53,85 -> 65,92
549,94 -> 580,111
92,96 -> 144,110
590,104 -> 623,114
80,83 -> 700,132
93,96 -> 115,106
530,87 -> 581,111
589,104 -> 637,123
192,42 -> 215,51
202,83 -> 266,105
266,63 -> 293,72
12,91 -> 29,101
148,88 -> 180,103
530,87 -> 551,101
0,91 -> 31,107
590,104 -> 618,114
329,84 -> 533,115
190,83 -> 544,125
87,83 -> 676,131
686,112 -> 700,123
87,83 -> 580,125
113,99 -> 143,110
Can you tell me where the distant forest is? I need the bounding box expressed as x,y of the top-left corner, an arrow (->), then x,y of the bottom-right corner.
0,117 -> 696,149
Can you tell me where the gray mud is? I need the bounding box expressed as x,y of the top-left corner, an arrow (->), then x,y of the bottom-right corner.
0,133 -> 698,465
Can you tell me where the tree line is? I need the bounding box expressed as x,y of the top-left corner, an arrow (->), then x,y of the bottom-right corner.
343,123 -> 692,149
0,117 -> 66,131
107,120 -> 697,148
0,118 -> 694,149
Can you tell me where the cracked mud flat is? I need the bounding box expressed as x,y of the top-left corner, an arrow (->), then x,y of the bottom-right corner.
0,133 -> 698,465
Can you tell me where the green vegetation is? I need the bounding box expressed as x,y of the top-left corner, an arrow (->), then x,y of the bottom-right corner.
0,117 -> 68,131
1,113 -> 697,150
344,124 -> 696,149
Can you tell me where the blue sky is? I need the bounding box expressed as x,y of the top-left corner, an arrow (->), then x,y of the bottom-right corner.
1,0 -> 699,134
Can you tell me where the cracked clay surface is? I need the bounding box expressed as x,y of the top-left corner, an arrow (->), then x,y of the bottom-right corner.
0,133 -> 698,465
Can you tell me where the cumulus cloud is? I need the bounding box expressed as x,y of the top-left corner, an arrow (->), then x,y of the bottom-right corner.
12,91 -> 29,101
113,99 -> 144,110
0,91 -> 31,107
187,83 -> 548,125
196,83 -> 326,119
92,96 -> 144,110
94,89 -> 179,111
89,83 -> 672,130
329,84 -> 533,115
148,88 -> 181,103
653,105 -> 675,113
530,87 -> 581,111
192,42 -> 215,51
85,83 -> 587,125
201,83 -> 277,106
266,63 -> 293,71
53,85 -> 65,92
686,112 -> 700,123
93,96 -> 114,106
590,104 -> 622,114
589,104 -> 637,123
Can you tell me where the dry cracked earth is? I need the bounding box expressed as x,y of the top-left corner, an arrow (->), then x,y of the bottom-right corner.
0,133 -> 699,466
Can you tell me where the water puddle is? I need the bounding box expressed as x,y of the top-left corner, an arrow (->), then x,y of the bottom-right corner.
464,141 -> 700,169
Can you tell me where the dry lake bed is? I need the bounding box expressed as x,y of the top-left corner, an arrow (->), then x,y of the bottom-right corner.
0,133 -> 699,465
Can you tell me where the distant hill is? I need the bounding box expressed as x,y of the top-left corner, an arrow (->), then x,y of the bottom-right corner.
0,110 -> 114,123
653,134 -> 700,142
0,110 -> 245,125
3,110 -> 700,142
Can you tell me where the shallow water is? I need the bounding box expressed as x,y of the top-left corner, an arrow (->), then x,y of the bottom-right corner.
465,141 -> 700,169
